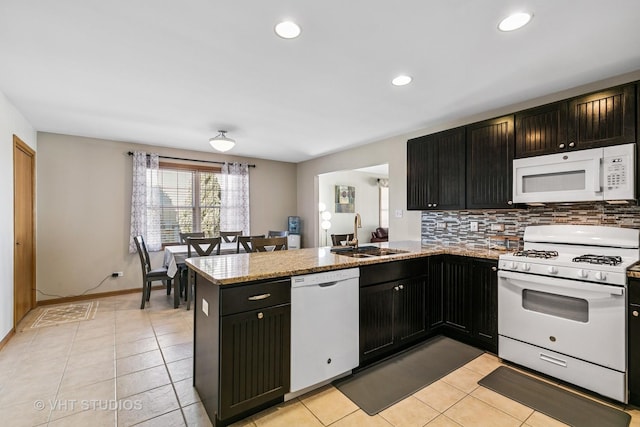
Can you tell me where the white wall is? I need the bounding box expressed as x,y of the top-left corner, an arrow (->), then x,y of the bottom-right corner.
318,170 -> 385,246
36,133 -> 297,301
0,91 -> 37,339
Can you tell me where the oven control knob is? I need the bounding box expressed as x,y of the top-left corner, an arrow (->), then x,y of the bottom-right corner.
509,262 -> 518,270
595,271 -> 606,281
577,269 -> 588,278
547,266 -> 558,274
522,263 -> 531,271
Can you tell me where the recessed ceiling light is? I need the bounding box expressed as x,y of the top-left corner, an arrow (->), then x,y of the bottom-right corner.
275,21 -> 301,39
498,12 -> 532,31
392,75 -> 412,86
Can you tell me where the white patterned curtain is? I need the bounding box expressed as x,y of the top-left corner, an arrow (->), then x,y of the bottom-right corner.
220,162 -> 250,235
129,152 -> 161,253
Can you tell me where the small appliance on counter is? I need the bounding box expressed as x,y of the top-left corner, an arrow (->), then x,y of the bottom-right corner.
287,216 -> 301,249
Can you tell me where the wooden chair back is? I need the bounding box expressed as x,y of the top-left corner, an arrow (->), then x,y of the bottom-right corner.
220,231 -> 243,243
251,236 -> 288,252
133,235 -> 151,273
187,237 -> 222,257
331,233 -> 354,246
237,235 -> 266,253
179,232 -> 205,244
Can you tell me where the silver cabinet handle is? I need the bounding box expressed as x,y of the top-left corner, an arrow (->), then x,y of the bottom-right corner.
559,143 -> 565,149
492,266 -> 497,271
569,142 -> 575,148
248,293 -> 271,301
507,200 -> 513,205
633,310 -> 639,317
257,312 -> 264,319
399,284 -> 404,290
394,286 -> 399,291
427,204 -> 432,207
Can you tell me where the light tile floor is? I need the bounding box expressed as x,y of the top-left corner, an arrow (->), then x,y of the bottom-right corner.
1,291 -> 639,426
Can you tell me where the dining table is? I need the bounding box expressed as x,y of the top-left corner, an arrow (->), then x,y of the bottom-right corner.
163,242 -> 242,308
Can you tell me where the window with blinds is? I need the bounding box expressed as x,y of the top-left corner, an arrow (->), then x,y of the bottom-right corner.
149,163 -> 222,245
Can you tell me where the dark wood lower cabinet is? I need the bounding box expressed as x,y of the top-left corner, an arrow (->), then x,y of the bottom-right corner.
193,273 -> 291,426
628,278 -> 640,405
359,256 -> 499,368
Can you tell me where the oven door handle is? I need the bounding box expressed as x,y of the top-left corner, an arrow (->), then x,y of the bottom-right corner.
498,270 -> 624,297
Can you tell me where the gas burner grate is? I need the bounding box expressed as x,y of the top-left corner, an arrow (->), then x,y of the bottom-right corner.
572,254 -> 623,266
512,250 -> 559,259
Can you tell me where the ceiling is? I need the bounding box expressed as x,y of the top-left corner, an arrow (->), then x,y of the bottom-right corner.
1,1 -> 639,164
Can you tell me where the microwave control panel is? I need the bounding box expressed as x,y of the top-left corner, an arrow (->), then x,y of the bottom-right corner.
604,154 -> 631,190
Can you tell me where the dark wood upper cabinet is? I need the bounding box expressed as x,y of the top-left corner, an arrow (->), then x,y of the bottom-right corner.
568,84 -> 636,150
515,101 -> 568,158
466,115 -> 514,209
516,84 -> 635,158
407,127 -> 465,210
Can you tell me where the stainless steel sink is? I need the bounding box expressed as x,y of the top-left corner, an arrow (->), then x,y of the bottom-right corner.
330,246 -> 408,258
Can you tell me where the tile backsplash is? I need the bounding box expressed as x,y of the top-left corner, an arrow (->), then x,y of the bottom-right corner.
421,203 -> 640,250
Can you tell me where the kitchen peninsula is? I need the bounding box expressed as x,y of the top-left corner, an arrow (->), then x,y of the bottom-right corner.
186,241 -> 504,426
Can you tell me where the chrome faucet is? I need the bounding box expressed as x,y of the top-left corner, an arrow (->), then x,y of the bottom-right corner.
348,213 -> 362,249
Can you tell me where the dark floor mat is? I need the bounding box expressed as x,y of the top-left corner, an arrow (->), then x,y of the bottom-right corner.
333,336 -> 484,415
478,366 -> 631,427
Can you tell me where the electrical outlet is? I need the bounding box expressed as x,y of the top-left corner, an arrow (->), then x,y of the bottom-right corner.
470,221 -> 479,232
394,209 -> 403,218
112,271 -> 124,277
436,222 -> 447,230
490,223 -> 505,232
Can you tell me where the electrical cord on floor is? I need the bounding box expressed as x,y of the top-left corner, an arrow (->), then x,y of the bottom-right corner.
36,274 -> 113,299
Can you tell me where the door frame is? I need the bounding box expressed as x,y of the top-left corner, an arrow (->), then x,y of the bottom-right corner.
13,135 -> 36,327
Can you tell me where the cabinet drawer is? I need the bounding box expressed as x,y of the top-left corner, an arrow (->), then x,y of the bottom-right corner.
630,279 -> 640,305
221,279 -> 290,316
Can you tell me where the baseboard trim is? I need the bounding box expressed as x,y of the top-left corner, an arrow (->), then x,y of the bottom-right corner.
0,328 -> 15,352
36,285 -> 166,307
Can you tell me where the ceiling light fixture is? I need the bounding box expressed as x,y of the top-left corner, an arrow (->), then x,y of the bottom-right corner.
209,130 -> 235,152
275,21 -> 301,39
392,75 -> 412,86
498,12 -> 533,31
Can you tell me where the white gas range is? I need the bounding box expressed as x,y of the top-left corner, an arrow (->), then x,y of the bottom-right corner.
497,225 -> 640,403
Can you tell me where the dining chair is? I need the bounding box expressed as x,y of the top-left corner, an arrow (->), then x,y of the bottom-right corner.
237,235 -> 266,253
267,230 -> 289,237
184,237 -> 222,310
251,236 -> 288,252
331,233 -> 354,246
179,231 -> 205,244
133,235 -> 173,309
220,231 -> 243,243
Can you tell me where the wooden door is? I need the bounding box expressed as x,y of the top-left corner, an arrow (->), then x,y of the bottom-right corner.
359,281 -> 396,361
466,115 -> 514,209
515,101 -> 568,158
443,257 -> 472,334
395,275 -> 427,345
13,135 -> 36,326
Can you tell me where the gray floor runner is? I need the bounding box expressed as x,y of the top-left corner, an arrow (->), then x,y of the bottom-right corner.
478,366 -> 631,427
333,336 -> 483,415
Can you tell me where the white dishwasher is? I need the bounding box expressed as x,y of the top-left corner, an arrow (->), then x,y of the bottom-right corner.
289,267 -> 360,394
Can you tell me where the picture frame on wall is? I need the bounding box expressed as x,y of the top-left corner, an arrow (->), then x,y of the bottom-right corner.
335,185 -> 355,213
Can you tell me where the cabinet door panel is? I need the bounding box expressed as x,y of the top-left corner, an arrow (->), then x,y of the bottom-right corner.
466,115 -> 514,209
220,304 -> 291,420
396,276 -> 427,344
427,257 -> 444,330
436,128 -> 466,210
407,135 -> 436,210
515,102 -> 568,157
471,260 -> 498,353
360,282 -> 396,358
443,258 -> 472,333
568,84 -> 636,149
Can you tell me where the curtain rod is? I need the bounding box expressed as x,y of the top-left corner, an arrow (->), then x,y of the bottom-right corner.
127,151 -> 256,168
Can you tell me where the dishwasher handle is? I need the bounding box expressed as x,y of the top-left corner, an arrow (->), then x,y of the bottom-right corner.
319,281 -> 338,288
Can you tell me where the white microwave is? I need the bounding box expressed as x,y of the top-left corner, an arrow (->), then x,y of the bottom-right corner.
513,143 -> 635,204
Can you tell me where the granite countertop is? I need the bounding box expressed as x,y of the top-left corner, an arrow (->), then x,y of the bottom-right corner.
186,240 -> 505,286
627,263 -> 640,279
